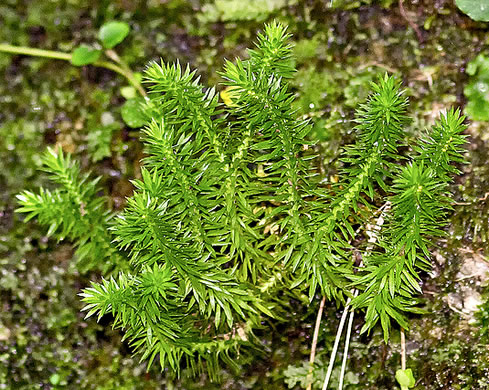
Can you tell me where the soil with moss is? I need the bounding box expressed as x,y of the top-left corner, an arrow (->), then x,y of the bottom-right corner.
1,0 -> 488,389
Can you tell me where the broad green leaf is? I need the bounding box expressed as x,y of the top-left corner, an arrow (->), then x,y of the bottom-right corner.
395,368 -> 416,390
99,21 -> 130,49
121,97 -> 148,128
70,45 -> 101,66
456,0 -> 489,21
120,85 -> 137,99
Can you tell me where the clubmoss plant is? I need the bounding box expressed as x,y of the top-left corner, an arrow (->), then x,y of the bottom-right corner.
16,22 -> 467,382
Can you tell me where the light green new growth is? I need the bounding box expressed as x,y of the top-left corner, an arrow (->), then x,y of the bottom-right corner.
16,22 -> 467,379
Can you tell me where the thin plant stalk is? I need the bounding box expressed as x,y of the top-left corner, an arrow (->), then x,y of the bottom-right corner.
306,296 -> 327,390
338,297 -> 356,389
321,297 -> 351,390
321,202 -> 391,390
0,43 -> 146,97
309,204 -> 391,388
401,328 -> 406,370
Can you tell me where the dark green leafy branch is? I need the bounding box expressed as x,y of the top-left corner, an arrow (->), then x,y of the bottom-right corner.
16,148 -> 126,273
350,109 -> 467,340
292,76 -> 410,302
16,21 -> 467,381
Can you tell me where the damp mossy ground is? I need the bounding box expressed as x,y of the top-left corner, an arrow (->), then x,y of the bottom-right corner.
1,1 -> 488,389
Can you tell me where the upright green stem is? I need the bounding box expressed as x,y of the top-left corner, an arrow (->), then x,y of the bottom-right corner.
0,43 -> 146,97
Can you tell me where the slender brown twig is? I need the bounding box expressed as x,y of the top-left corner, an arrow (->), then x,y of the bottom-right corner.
399,0 -> 423,43
306,296 -> 327,390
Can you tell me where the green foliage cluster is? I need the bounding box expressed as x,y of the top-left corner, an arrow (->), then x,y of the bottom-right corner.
199,0 -> 395,21
69,19 -> 151,131
17,149 -> 125,273
283,360 -> 360,389
328,0 -> 394,10
70,21 -> 129,66
350,109 -> 467,339
0,16 -> 147,135
17,21 -> 467,381
464,53 -> 489,121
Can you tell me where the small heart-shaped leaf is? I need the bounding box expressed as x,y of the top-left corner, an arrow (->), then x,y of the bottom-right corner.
71,45 -> 101,66
99,21 -> 130,49
395,368 -> 415,390
121,97 -> 148,128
